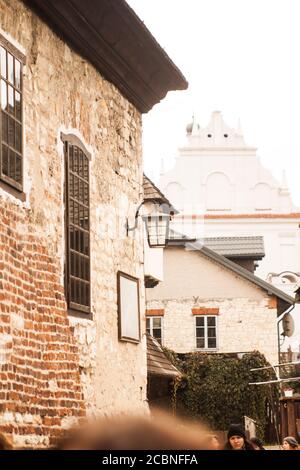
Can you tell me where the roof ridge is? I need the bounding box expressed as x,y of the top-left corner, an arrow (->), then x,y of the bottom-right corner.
198,245 -> 294,307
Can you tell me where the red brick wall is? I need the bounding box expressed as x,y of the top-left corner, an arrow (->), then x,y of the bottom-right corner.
191,307 -> 220,315
268,296 -> 277,309
0,199 -> 85,447
146,308 -> 165,316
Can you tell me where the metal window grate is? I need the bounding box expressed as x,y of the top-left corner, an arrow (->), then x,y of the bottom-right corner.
0,43 -> 23,190
65,142 -> 90,313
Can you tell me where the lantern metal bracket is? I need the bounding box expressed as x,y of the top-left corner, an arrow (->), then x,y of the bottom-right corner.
126,201 -> 146,234
126,198 -> 173,248
126,198 -> 171,235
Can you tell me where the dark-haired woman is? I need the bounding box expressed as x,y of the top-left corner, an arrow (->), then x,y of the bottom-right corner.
223,424 -> 255,450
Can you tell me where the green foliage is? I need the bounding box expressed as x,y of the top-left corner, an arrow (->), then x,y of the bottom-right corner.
162,346 -> 183,372
166,350 -> 279,436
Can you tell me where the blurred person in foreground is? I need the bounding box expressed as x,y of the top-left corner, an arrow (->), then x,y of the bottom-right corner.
207,434 -> 221,450
56,412 -> 214,450
0,433 -> 13,450
282,436 -> 299,450
223,424 -> 255,450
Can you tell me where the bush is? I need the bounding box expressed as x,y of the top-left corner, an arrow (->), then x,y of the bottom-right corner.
164,349 -> 279,436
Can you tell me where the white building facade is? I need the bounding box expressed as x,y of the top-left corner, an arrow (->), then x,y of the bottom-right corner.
160,111 -> 300,348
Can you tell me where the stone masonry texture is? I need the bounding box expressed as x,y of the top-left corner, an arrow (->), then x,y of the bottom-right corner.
146,247 -> 280,366
146,297 -> 279,366
0,0 -> 148,447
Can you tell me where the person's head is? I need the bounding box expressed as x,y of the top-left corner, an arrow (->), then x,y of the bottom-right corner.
250,437 -> 265,450
282,436 -> 299,450
226,424 -> 248,450
56,412 -> 214,450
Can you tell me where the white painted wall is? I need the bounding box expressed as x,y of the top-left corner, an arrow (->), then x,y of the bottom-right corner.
160,112 -> 300,349
146,246 -> 279,364
144,237 -> 164,282
161,111 -> 297,216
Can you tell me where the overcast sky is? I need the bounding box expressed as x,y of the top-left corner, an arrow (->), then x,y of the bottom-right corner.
127,0 -> 300,206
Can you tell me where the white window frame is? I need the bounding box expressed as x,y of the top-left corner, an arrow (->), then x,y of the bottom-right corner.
195,315 -> 218,350
146,316 -> 163,345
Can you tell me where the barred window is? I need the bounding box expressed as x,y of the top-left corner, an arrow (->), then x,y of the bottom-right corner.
0,39 -> 24,190
64,137 -> 91,314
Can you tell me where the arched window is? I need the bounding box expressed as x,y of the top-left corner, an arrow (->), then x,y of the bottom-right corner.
62,133 -> 91,314
166,182 -> 184,210
206,172 -> 232,211
254,183 -> 272,210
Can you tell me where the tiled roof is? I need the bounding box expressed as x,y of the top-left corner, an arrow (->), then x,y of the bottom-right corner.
143,175 -> 179,213
168,231 -> 265,259
168,228 -> 194,242
203,236 -> 265,259
147,334 -> 181,378
167,230 -> 294,311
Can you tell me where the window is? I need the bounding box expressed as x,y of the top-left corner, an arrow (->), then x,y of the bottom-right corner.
206,172 -> 232,211
195,316 -> 217,349
64,135 -> 91,314
0,37 -> 24,191
146,317 -> 163,345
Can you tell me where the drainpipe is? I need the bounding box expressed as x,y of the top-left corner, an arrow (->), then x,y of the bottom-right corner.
277,303 -> 295,365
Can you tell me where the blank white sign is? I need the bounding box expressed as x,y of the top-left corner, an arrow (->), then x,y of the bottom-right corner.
119,273 -> 140,342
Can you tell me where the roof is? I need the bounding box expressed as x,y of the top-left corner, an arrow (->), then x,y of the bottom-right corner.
198,245 -> 294,310
147,334 -> 181,378
143,175 -> 179,214
203,236 -> 265,260
169,232 -> 265,259
167,231 -> 295,313
24,0 -> 188,113
168,228 -> 195,243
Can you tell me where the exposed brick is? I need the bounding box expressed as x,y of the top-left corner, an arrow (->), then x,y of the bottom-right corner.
147,297 -> 278,365
0,191 -> 86,447
146,308 -> 165,316
0,0 -> 148,448
191,307 -> 220,315
268,296 -> 277,309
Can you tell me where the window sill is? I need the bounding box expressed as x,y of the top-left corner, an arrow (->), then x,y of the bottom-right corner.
68,308 -> 93,320
195,348 -> 218,352
0,179 -> 26,202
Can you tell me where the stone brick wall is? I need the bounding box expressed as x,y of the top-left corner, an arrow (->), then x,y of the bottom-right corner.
0,199 -> 85,448
146,297 -> 278,365
0,0 -> 148,447
146,247 -> 280,365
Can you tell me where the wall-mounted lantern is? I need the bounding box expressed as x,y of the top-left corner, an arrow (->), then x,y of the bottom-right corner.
126,199 -> 171,248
